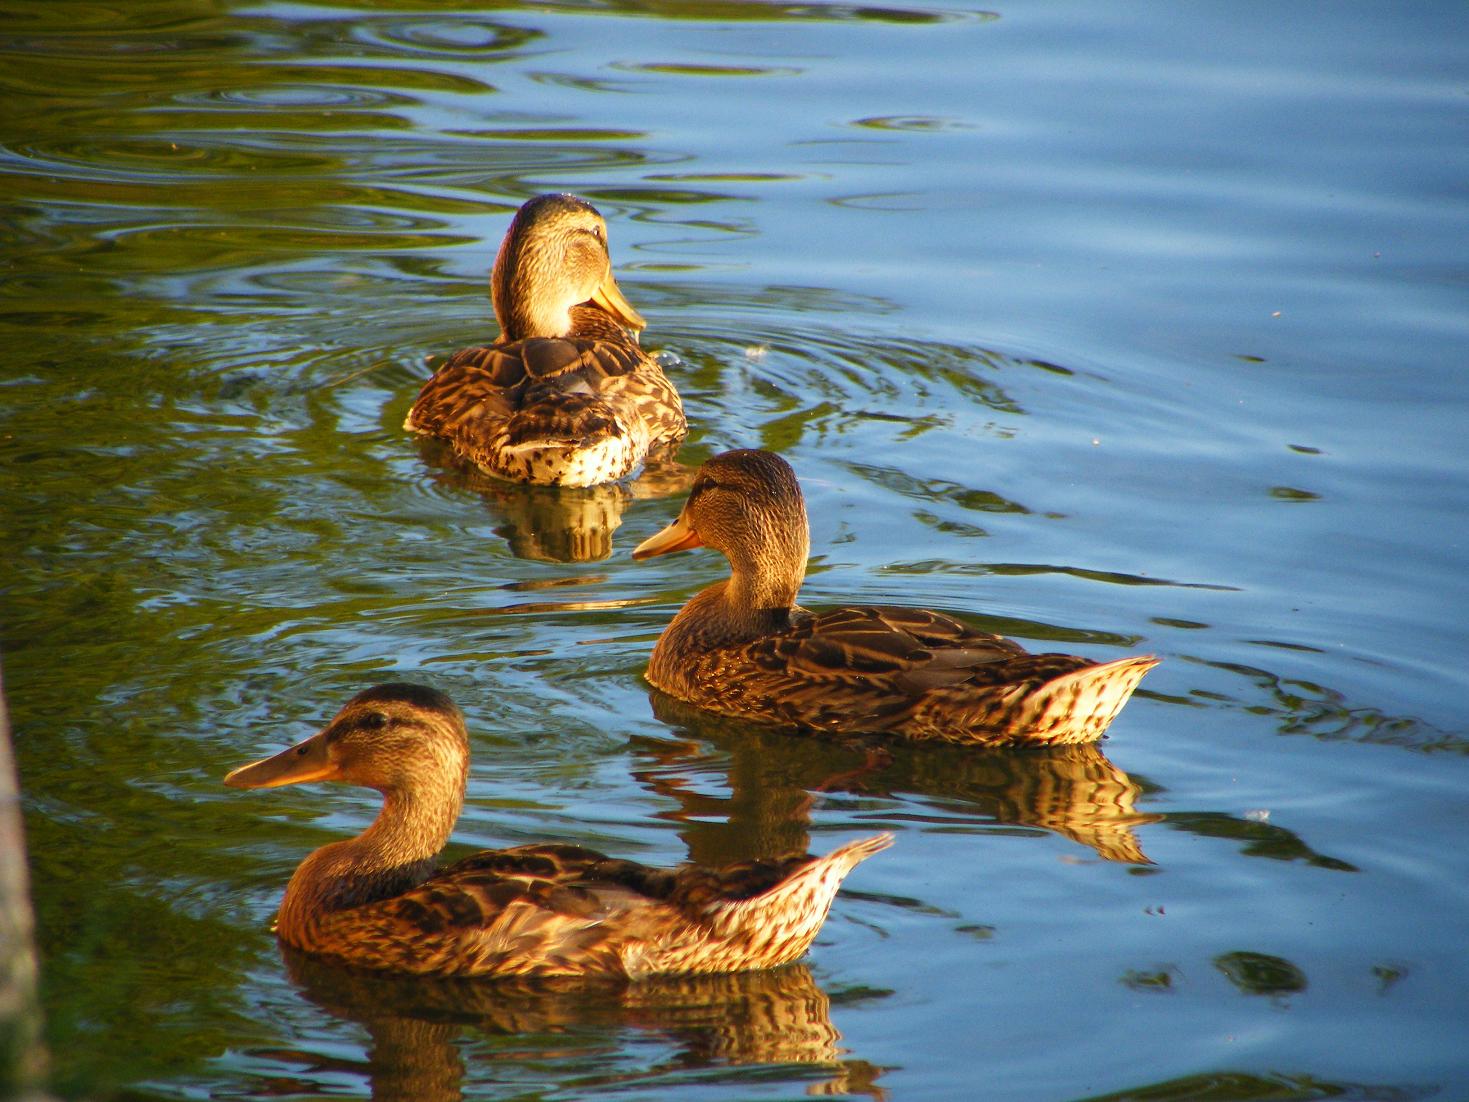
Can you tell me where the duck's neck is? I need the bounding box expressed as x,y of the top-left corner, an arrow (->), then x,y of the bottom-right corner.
497,296 -> 571,341
490,244 -> 551,339
276,785 -> 463,945
647,555 -> 806,695
495,296 -> 628,344
491,228 -> 588,340
725,546 -> 805,616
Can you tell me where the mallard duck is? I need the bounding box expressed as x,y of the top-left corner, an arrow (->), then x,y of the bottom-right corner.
633,449 -> 1159,746
404,193 -> 686,487
224,683 -> 890,978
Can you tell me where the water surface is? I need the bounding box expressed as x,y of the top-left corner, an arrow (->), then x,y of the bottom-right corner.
3,1 -> 1468,1099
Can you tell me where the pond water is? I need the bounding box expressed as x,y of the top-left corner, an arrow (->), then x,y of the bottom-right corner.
3,0 -> 1468,1099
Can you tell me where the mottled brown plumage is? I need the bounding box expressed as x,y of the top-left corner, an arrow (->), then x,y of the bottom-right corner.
634,449 -> 1159,745
224,683 -> 889,978
404,193 -> 686,487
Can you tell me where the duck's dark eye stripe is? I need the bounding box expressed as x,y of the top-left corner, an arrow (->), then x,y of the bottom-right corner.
361,712 -> 388,730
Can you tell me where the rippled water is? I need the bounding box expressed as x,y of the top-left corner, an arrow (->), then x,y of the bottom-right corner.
4,1 -> 1468,1099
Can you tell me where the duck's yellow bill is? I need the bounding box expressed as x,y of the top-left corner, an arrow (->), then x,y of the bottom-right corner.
225,728 -> 338,789
633,513 -> 703,559
591,272 -> 646,332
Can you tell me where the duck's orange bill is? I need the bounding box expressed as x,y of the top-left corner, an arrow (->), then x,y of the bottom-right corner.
591,271 -> 646,332
632,513 -> 703,560
224,728 -> 338,790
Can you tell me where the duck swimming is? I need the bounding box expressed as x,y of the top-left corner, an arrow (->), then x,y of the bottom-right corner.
225,683 -> 889,978
633,449 -> 1158,746
404,193 -> 686,487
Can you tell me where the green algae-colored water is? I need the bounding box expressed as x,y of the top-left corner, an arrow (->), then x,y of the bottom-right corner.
4,1 -> 1468,1098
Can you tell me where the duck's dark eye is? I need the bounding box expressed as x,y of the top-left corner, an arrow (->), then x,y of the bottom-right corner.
361,712 -> 388,730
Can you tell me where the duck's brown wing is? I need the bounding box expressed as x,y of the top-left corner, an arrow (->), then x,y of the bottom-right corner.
292,844 -> 657,977
698,605 -> 1096,738
405,336 -> 684,483
437,844 -> 808,915
404,336 -> 642,438
786,606 -> 1031,680
432,842 -> 630,885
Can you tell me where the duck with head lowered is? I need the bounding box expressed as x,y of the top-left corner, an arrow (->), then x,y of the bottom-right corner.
405,193 -> 686,487
225,683 -> 889,978
633,449 -> 1159,746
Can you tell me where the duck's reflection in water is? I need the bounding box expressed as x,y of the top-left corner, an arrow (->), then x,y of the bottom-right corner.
642,692 -> 1158,866
485,480 -> 630,562
274,947 -> 887,1101
416,439 -> 692,562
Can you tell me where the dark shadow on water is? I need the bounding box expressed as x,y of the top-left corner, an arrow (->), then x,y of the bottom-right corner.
1160,811 -> 1356,872
1183,655 -> 1464,755
1081,1069 -> 1433,1102
1213,950 -> 1307,998
641,692 -> 1160,866
1076,1069 -> 1436,1102
256,947 -> 889,1101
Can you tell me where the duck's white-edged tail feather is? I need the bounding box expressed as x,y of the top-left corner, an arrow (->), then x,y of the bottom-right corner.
712,833 -> 893,945
1010,655 -> 1160,744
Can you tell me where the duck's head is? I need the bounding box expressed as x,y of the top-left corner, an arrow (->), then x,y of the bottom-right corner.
491,193 -> 646,340
224,683 -> 469,799
633,449 -> 811,586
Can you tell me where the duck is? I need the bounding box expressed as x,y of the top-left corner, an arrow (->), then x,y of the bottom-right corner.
224,683 -> 890,978
633,449 -> 1159,746
404,193 -> 686,488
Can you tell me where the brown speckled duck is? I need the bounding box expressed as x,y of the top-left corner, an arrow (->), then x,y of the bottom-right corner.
634,449 -> 1159,746
225,683 -> 889,978
404,194 -> 686,487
